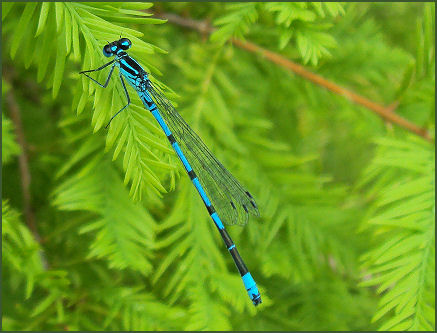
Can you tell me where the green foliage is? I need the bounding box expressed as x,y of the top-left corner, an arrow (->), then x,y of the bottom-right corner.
2,2 -> 435,331
211,3 -> 260,44
3,2 -> 173,201
359,137 -> 435,331
212,2 -> 344,65
52,118 -> 156,274
2,201 -> 72,331
2,201 -> 44,299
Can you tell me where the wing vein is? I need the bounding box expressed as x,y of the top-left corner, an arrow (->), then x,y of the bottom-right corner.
147,82 -> 259,226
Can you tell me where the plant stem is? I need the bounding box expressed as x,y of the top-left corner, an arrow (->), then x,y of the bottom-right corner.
5,74 -> 49,270
157,12 -> 433,143
5,82 -> 39,239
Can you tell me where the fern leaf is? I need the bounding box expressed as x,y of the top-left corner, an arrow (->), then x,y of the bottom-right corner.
2,201 -> 44,299
211,3 -> 259,44
360,137 -> 435,331
53,152 -> 156,274
4,2 -> 173,200
264,2 -> 317,26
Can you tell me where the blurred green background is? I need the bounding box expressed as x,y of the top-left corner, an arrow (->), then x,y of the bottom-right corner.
2,2 -> 435,331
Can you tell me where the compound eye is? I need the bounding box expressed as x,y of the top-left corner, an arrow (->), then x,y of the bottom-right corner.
103,44 -> 112,57
119,38 -> 132,50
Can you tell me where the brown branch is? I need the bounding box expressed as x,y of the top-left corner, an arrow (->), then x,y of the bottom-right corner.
157,12 -> 433,143
232,39 -> 433,142
5,74 -> 50,270
4,78 -> 40,242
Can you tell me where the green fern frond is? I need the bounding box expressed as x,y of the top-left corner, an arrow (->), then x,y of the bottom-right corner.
3,2 -> 176,201
263,2 -> 342,63
311,2 -> 346,18
149,45 -> 266,316
295,29 -> 337,65
153,178 -> 227,294
210,3 -> 259,44
152,176 -> 263,329
73,2 -> 178,200
151,40 -> 360,322
2,204 -> 71,330
88,286 -> 188,330
2,2 -> 434,330
53,150 -> 156,274
2,201 -> 44,299
51,114 -> 158,274
289,269 -> 376,330
264,2 -> 317,26
249,144 -> 355,283
185,282 -> 232,330
359,137 -> 435,331
211,2 -> 343,64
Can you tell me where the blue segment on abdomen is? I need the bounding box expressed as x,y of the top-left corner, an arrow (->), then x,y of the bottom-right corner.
172,142 -> 192,173
150,107 -> 224,231
192,178 -> 211,206
242,272 -> 260,300
150,109 -> 192,173
211,212 -> 224,230
151,109 -> 172,136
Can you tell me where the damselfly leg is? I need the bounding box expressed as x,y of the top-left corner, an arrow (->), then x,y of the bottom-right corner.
79,59 -> 115,87
80,60 -> 131,128
105,74 -> 131,129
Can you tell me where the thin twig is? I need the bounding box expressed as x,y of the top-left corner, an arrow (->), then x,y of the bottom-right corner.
232,39 -> 433,142
5,87 -> 39,239
5,76 -> 49,270
157,12 -> 433,143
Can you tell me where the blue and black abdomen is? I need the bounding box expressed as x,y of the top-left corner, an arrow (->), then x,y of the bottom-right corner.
142,93 -> 262,305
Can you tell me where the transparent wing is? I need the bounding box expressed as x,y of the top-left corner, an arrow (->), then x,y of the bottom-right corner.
147,82 -> 259,226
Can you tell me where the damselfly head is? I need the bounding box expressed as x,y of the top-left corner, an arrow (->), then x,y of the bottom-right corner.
103,38 -> 132,57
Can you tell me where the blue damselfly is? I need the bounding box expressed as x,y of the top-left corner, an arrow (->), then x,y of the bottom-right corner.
79,38 -> 262,306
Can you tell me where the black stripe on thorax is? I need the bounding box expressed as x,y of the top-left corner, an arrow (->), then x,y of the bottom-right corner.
119,55 -> 142,76
120,62 -> 138,76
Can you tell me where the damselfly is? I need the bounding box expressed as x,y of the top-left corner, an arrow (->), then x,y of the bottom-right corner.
79,38 -> 262,306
